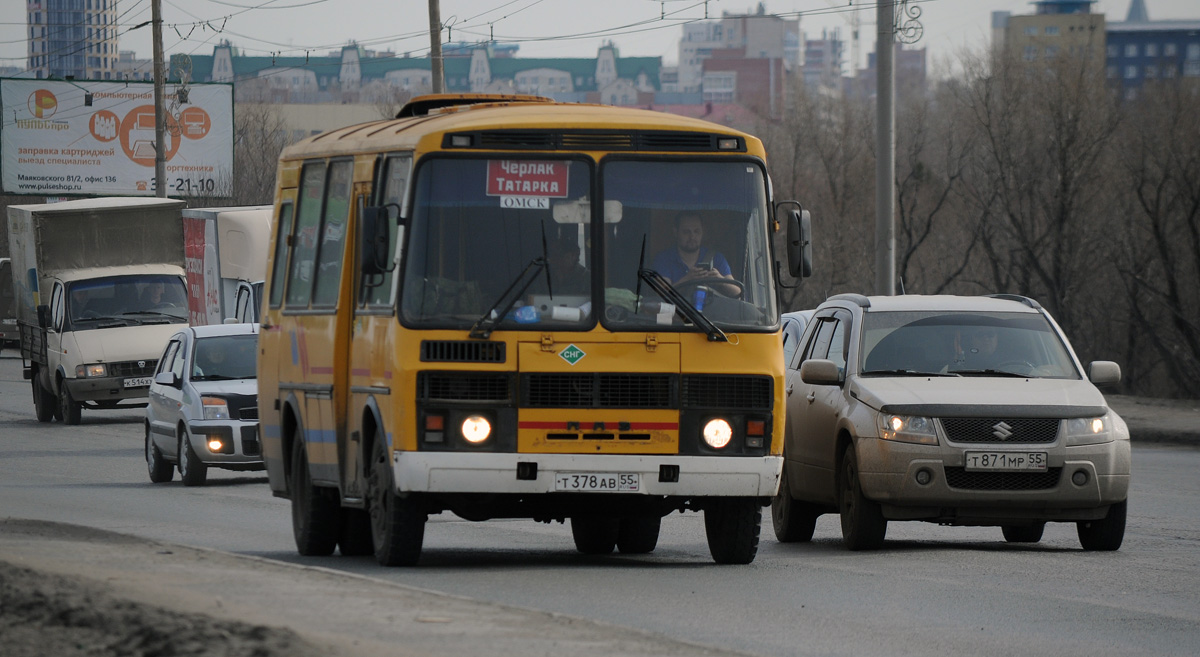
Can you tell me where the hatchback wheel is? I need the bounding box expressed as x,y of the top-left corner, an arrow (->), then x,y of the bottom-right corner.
178,430 -> 208,486
146,424 -> 174,483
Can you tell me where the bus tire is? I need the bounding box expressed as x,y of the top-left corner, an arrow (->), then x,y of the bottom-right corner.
291,440 -> 340,556
338,508 -> 375,556
704,497 -> 762,565
571,517 -> 618,555
32,376 -> 55,423
368,435 -> 426,566
616,516 -> 661,554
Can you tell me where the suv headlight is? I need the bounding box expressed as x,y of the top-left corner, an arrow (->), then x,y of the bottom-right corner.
201,397 -> 231,420
877,413 -> 939,445
1064,414 -> 1113,446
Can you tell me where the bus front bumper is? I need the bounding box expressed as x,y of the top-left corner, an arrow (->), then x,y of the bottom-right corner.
394,452 -> 783,498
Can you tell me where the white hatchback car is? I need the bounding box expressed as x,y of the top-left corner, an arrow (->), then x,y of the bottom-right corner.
773,294 -> 1130,551
144,323 -> 262,486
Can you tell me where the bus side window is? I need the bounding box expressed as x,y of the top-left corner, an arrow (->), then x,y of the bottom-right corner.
286,164 -> 328,308
268,202 -> 294,309
312,160 -> 353,308
365,154 -> 410,308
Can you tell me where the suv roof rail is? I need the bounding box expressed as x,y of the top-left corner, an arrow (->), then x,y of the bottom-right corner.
826,293 -> 870,308
987,293 -> 1042,309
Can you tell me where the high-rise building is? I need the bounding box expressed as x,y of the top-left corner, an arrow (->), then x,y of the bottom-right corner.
26,0 -> 120,80
993,0 -> 1106,65
1105,0 -> 1200,97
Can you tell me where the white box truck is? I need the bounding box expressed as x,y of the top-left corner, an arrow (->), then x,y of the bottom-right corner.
182,206 -> 271,325
6,197 -> 189,424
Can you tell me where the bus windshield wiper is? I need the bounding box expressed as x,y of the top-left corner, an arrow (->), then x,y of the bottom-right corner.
469,257 -> 548,339
637,268 -> 727,342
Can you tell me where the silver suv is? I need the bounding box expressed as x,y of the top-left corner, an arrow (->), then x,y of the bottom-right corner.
773,294 -> 1130,551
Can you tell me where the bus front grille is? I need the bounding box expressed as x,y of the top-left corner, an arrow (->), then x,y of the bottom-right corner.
681,375 -> 772,411
420,340 -> 506,363
521,373 -> 676,409
418,372 -> 513,403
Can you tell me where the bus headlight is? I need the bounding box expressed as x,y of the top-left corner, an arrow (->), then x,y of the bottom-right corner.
461,415 -> 492,444
702,418 -> 733,449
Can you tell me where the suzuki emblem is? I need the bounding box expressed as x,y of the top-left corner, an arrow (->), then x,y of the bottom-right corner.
992,421 -> 1014,440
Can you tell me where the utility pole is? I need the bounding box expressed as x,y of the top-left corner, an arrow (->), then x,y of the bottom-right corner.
151,0 -> 166,197
429,0 -> 444,93
874,0 -> 895,295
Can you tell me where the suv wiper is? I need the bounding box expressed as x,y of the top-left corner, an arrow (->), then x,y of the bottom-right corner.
637,269 -> 727,342
861,369 -> 961,377
469,257 -> 548,339
951,369 -> 1029,378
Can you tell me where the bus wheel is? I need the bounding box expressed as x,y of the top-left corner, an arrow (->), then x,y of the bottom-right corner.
616,516 -> 661,554
704,497 -> 762,565
32,376 -> 55,423
338,508 -> 374,556
290,440 -> 340,556
571,517 -> 619,555
368,434 -> 426,566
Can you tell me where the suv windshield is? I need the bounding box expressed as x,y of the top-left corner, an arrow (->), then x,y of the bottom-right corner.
401,157 -> 593,330
601,160 -> 776,332
859,310 -> 1080,379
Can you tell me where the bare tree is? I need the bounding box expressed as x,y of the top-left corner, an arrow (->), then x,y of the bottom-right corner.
230,103 -> 290,206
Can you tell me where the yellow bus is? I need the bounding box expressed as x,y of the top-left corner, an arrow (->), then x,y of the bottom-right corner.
258,94 -> 812,566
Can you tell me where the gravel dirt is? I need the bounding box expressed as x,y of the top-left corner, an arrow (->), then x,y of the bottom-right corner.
1,395 -> 1196,657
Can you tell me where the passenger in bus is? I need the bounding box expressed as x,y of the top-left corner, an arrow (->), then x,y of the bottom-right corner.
651,212 -> 739,299
545,235 -> 590,296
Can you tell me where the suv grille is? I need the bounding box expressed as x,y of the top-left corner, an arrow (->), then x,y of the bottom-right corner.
109,360 -> 157,378
943,467 -> 1062,491
418,372 -> 512,402
940,418 -> 1060,444
681,375 -> 772,410
521,373 -> 675,408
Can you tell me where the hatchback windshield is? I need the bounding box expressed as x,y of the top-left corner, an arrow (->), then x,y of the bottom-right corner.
859,311 -> 1080,378
192,334 -> 258,381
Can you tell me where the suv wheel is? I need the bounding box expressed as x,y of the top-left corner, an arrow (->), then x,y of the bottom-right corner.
1001,523 -> 1045,543
1078,500 -> 1126,551
839,444 -> 887,551
771,461 -> 819,542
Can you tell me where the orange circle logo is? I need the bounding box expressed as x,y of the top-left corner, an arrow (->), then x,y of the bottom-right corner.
89,110 -> 120,142
29,89 -> 57,119
177,107 -> 212,140
119,105 -> 180,167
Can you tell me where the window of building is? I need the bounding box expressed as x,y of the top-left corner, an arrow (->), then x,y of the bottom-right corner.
1145,65 -> 1157,78
1163,65 -> 1177,78
1045,46 -> 1059,59
1024,26 -> 1038,36
1145,44 -> 1157,57
1044,26 -> 1059,36
1164,43 -> 1177,56
1125,44 -> 1138,57
1186,61 -> 1200,77
1125,65 -> 1138,79
1024,46 -> 1037,61
1188,44 -> 1200,61
1107,45 -> 1117,58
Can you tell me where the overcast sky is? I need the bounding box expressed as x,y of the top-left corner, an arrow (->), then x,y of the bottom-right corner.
2,0 -> 1196,78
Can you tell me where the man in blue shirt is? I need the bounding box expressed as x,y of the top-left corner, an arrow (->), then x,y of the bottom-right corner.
651,212 -> 740,305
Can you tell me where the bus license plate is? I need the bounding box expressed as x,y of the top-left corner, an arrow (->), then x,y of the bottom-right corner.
964,451 -> 1047,472
123,377 -> 153,388
554,472 -> 640,493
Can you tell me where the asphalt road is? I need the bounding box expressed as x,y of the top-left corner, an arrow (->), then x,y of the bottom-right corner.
2,351 -> 1199,657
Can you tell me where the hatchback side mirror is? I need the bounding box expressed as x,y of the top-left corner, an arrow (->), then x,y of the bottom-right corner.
154,371 -> 180,388
1088,361 -> 1121,386
800,358 -> 842,386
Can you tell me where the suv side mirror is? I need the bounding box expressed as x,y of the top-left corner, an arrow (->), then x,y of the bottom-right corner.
1088,361 -> 1121,386
786,209 -> 813,279
359,204 -> 397,277
154,371 -> 180,388
800,358 -> 842,386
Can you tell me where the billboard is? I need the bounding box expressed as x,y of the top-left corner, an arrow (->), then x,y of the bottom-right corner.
1,78 -> 233,197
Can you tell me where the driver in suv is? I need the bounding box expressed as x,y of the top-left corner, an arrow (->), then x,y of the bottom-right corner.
773,293 -> 1130,552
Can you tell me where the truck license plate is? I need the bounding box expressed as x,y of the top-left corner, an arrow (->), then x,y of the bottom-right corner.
554,472 -> 640,492
964,451 -> 1047,472
123,377 -> 153,388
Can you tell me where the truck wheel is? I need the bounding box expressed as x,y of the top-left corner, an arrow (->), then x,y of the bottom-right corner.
1001,523 -> 1045,543
704,498 -> 762,564
771,461 -> 819,543
616,516 -> 661,554
58,382 -> 82,425
571,517 -> 619,555
146,423 -> 174,483
367,432 -> 426,566
291,440 -> 340,556
177,429 -> 208,486
1078,499 -> 1127,551
32,377 -> 55,423
839,444 -> 887,551
338,508 -> 375,557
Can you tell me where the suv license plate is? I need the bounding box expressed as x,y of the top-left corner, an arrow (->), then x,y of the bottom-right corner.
554,472 -> 640,493
964,451 -> 1048,472
123,377 -> 153,388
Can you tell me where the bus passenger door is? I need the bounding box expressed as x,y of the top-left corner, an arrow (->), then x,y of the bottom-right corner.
258,194 -> 295,494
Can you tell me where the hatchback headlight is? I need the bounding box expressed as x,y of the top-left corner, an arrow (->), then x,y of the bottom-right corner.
1064,414 -> 1113,446
202,397 -> 230,420
877,413 -> 939,445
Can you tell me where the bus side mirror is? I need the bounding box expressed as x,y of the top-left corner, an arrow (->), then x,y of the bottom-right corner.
359,205 -> 396,277
786,209 -> 813,279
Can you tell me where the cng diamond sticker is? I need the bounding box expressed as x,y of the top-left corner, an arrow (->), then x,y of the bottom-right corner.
559,344 -> 586,365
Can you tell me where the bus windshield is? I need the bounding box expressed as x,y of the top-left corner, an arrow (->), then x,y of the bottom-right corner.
602,159 -> 776,331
